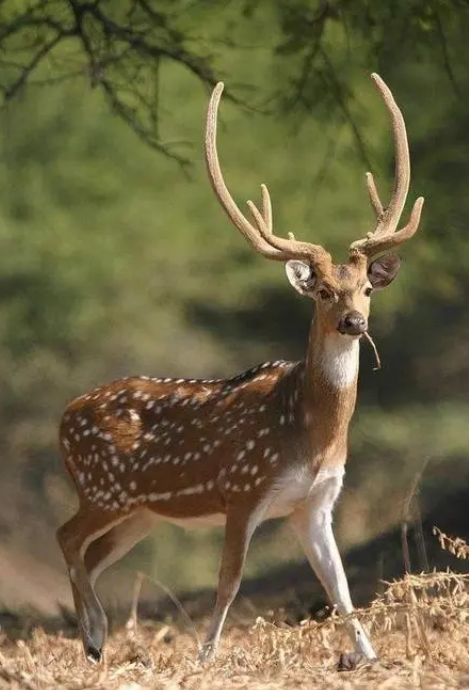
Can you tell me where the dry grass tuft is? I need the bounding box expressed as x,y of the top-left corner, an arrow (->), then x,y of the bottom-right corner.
433,527 -> 469,561
2,569 -> 469,689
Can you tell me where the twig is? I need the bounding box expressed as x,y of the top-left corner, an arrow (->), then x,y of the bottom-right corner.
1,33 -> 63,100
401,458 -> 430,574
363,331 -> 381,371
126,571 -> 145,637
135,570 -> 201,650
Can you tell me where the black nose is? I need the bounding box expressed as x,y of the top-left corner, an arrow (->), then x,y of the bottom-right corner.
338,311 -> 367,336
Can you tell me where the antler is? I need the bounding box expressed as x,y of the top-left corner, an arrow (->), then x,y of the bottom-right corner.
350,73 -> 424,259
205,82 -> 332,272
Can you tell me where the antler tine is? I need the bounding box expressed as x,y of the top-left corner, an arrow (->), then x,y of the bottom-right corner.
365,171 -> 384,218
205,84 -> 332,271
372,72 -> 410,235
245,184 -> 273,237
350,74 -> 424,259
352,197 -> 424,256
205,82 -> 286,261
261,183 -> 272,234
247,197 -> 332,269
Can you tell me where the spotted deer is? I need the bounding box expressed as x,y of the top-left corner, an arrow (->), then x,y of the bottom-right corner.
57,73 -> 423,667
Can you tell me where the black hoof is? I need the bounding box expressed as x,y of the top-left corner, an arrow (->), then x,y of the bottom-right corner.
85,645 -> 103,664
337,652 -> 366,671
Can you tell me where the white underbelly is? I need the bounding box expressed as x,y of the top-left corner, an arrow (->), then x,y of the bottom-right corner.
148,466 -> 344,530
152,478 -> 313,530
159,513 -> 227,529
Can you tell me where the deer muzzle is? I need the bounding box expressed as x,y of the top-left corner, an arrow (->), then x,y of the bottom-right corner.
338,311 -> 367,336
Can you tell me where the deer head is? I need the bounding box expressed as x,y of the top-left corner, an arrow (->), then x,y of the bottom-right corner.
205,74 -> 424,339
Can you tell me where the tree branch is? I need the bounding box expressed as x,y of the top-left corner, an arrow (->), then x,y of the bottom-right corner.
1,33 -> 63,100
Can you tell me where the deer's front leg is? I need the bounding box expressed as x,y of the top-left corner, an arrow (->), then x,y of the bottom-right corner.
290,469 -> 376,664
199,504 -> 262,662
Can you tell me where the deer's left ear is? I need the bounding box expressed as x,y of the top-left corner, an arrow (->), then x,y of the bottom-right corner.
368,253 -> 401,290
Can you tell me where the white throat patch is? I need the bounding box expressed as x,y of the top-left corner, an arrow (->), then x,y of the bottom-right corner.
320,336 -> 359,389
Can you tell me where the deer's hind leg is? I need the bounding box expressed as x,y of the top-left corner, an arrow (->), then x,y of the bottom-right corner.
57,508 -> 132,663
85,510 -> 157,587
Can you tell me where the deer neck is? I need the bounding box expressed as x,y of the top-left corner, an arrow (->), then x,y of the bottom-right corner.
301,317 -> 360,462
307,319 -> 360,391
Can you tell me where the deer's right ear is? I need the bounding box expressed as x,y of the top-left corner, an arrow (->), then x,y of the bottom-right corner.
285,260 -> 318,296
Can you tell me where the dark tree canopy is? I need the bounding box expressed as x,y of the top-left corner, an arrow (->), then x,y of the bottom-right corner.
1,0 -> 468,163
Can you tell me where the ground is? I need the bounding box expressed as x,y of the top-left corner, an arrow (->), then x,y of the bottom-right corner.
1,571 -> 469,690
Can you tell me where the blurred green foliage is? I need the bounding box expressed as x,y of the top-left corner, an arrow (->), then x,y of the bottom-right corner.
1,2 -> 469,599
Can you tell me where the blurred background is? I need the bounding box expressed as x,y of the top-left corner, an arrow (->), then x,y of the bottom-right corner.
1,0 -> 469,622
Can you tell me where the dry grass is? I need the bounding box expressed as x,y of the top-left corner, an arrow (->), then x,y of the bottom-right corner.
433,527 -> 469,562
2,570 -> 469,689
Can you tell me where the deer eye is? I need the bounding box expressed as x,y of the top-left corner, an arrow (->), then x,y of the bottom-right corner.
364,286 -> 373,297
318,288 -> 332,301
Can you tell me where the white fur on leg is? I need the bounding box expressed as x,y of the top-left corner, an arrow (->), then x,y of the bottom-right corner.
290,469 -> 376,660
